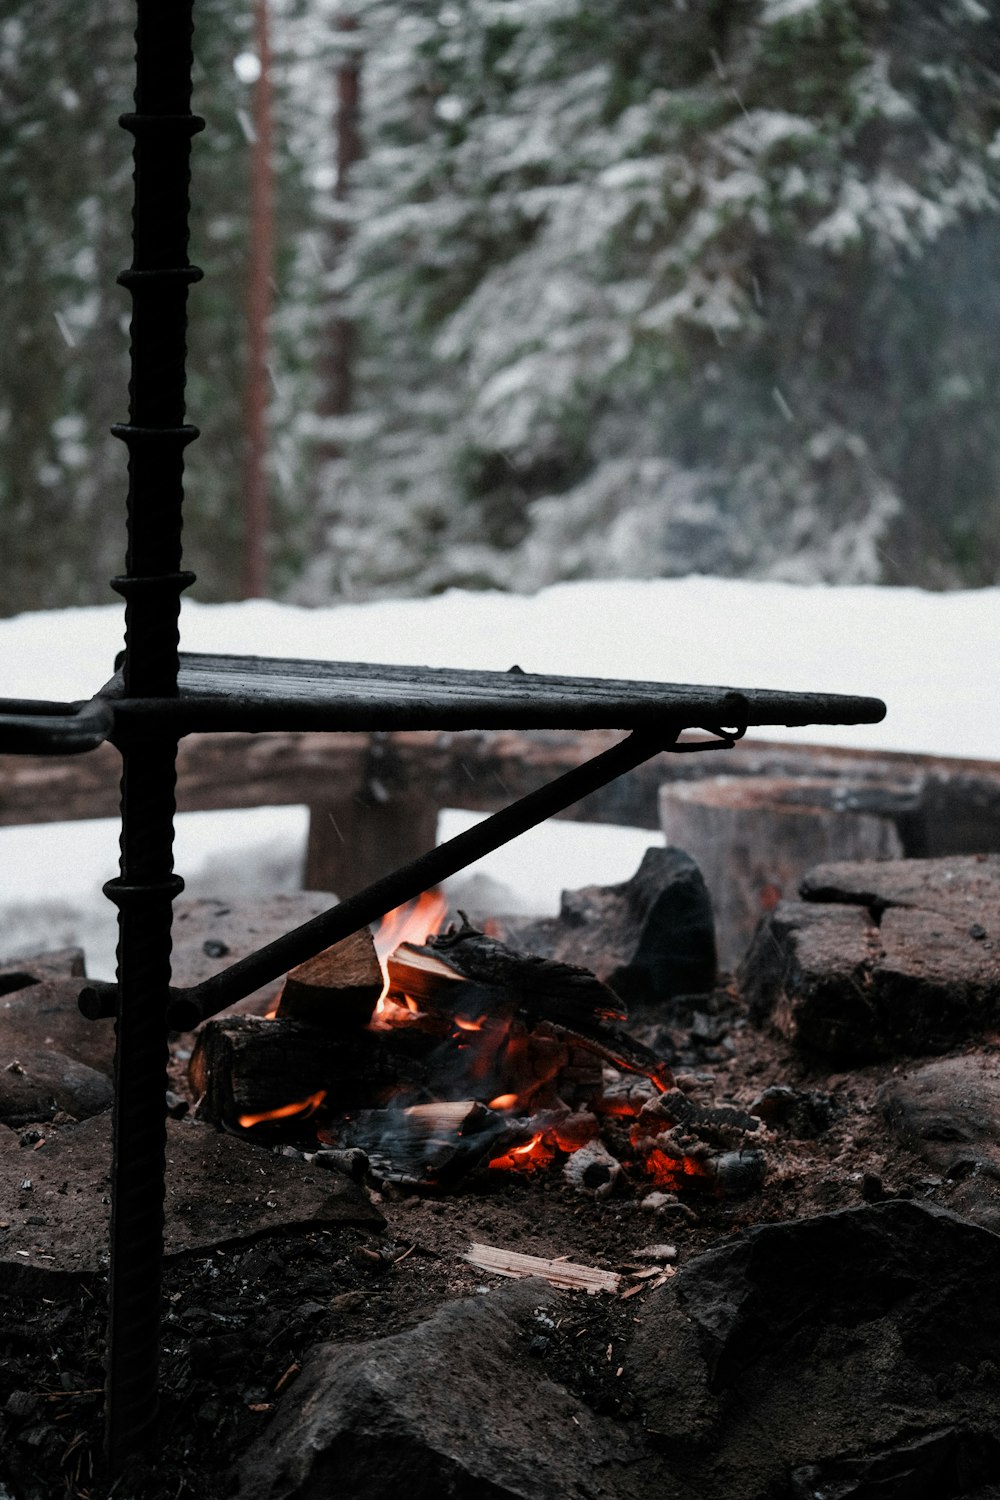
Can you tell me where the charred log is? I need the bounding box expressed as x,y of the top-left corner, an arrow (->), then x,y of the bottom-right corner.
390,918 -> 673,1093
189,1016 -> 436,1130
338,1100 -> 540,1188
423,915 -> 629,1026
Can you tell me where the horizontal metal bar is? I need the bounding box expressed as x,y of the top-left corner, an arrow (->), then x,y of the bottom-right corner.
165,727 -> 685,1029
78,980 -> 119,1021
0,697 -> 115,755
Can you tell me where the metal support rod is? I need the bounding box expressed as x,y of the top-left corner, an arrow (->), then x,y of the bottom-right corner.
166,726 -> 682,1029
104,744 -> 184,1465
104,0 -> 202,1469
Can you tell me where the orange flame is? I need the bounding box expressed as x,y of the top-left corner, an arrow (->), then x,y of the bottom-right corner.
238,1089 -> 327,1129
372,889 -> 449,1018
489,1093 -> 519,1111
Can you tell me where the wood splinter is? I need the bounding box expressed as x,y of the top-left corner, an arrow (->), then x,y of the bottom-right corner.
465,1241 -> 621,1294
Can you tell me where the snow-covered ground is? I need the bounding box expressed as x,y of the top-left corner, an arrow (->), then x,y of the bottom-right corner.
2,577 -> 996,978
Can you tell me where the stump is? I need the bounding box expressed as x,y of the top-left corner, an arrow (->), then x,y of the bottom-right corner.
659,775 -> 908,969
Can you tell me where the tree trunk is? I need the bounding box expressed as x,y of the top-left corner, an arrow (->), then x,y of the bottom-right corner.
242,0 -> 275,598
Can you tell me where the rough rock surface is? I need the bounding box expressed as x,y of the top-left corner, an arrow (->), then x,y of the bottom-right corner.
0,949 -> 113,1128
238,1278 -> 633,1500
171,892 -> 339,1016
879,1054 -> 1000,1232
628,1201 -> 1000,1500
740,900 -> 882,1055
0,1112 -> 383,1282
0,1044 -> 112,1127
240,1202 -> 1000,1500
800,854 -> 1000,921
0,976 -> 116,1124
495,846 -> 717,1006
742,857 -> 1000,1058
0,946 -> 86,985
0,976 -> 115,1077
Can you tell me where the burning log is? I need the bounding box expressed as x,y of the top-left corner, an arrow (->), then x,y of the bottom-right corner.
395,916 -> 629,1024
189,908 -> 686,1193
275,928 -> 382,1032
389,917 -> 673,1100
189,1016 -> 436,1131
597,1077 -> 661,1117
628,1089 -> 766,1199
533,1017 -> 670,1097
637,1088 -> 761,1148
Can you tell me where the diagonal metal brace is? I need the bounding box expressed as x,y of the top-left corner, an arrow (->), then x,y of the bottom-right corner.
79,723 -> 743,1030
165,723 -> 748,1027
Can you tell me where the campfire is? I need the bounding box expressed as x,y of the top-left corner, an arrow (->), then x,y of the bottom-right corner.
189,866 -> 764,1204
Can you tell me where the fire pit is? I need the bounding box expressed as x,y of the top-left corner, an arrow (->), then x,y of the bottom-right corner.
186,877 -> 767,1208
0,0 -> 887,1483
5,849 -> 1000,1500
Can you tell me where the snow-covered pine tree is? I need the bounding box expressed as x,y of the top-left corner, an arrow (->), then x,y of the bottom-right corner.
300,0 -> 1000,600
0,0 -> 327,613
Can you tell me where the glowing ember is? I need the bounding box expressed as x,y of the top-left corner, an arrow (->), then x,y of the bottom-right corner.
489,1093 -> 519,1111
643,1145 -> 710,1189
239,1089 -> 327,1130
488,1131 -> 555,1172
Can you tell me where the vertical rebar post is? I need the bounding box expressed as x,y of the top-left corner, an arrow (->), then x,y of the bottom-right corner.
104,0 -> 203,1468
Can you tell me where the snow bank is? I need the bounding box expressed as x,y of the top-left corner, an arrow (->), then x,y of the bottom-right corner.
4,576 -> 995,757
1,577 -> 996,976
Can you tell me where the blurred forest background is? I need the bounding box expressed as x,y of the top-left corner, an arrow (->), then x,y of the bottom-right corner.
1,0 -> 999,617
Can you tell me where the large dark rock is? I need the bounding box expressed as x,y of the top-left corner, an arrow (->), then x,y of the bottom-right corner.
0,947 -> 86,985
0,1113 -> 383,1283
742,857 -> 1000,1058
0,974 -> 116,1124
0,977 -> 115,1077
628,1201 -> 1000,1500
740,900 -> 882,1056
879,1054 -> 1000,1232
238,1279 -> 631,1500
0,1046 -> 112,1127
495,846 -> 717,1006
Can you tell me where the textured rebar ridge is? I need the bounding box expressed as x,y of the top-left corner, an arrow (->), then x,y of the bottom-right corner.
104,0 -> 201,1468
